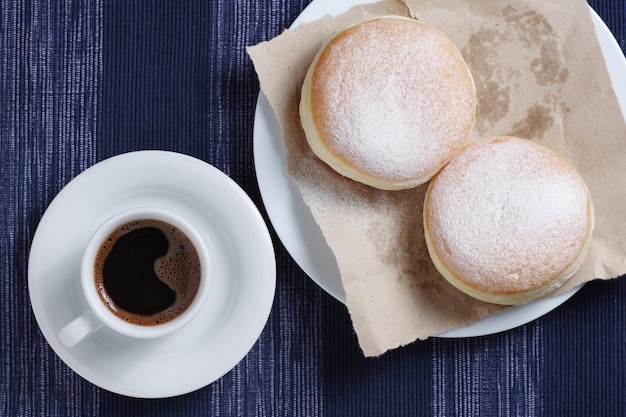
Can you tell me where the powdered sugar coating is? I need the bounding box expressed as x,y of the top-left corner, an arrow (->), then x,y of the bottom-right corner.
305,17 -> 475,188
425,137 -> 592,297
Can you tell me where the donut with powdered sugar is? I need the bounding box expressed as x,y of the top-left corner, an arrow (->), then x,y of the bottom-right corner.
424,136 -> 594,305
299,16 -> 476,190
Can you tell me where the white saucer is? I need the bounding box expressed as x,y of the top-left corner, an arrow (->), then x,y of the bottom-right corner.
29,151 -> 276,398
253,0 -> 626,338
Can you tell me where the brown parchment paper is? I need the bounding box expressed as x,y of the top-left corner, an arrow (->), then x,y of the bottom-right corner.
248,0 -> 626,356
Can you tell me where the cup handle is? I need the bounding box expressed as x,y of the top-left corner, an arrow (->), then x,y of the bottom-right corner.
58,309 -> 104,348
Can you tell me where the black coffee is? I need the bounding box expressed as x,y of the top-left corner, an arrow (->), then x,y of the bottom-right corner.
94,219 -> 201,326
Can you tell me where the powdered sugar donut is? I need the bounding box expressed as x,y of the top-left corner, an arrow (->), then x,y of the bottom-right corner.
299,16 -> 476,190
423,136 -> 594,305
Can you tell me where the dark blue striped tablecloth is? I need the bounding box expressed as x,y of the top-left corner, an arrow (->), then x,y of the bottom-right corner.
1,1 -> 625,415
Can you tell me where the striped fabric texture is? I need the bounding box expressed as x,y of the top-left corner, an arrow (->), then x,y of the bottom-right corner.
1,1 -> 625,416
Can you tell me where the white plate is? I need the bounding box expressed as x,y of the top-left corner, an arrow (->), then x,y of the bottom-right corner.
29,151 -> 276,398
253,0 -> 626,338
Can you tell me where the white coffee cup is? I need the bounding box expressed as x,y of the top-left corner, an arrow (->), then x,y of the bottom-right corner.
58,207 -> 211,348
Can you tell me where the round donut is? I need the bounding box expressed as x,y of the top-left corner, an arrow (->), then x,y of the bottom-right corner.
299,16 -> 476,190
423,136 -> 594,305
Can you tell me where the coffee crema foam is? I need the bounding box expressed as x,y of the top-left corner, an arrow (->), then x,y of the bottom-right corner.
94,219 -> 202,326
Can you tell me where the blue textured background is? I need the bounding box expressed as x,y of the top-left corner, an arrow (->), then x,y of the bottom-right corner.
1,0 -> 625,415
